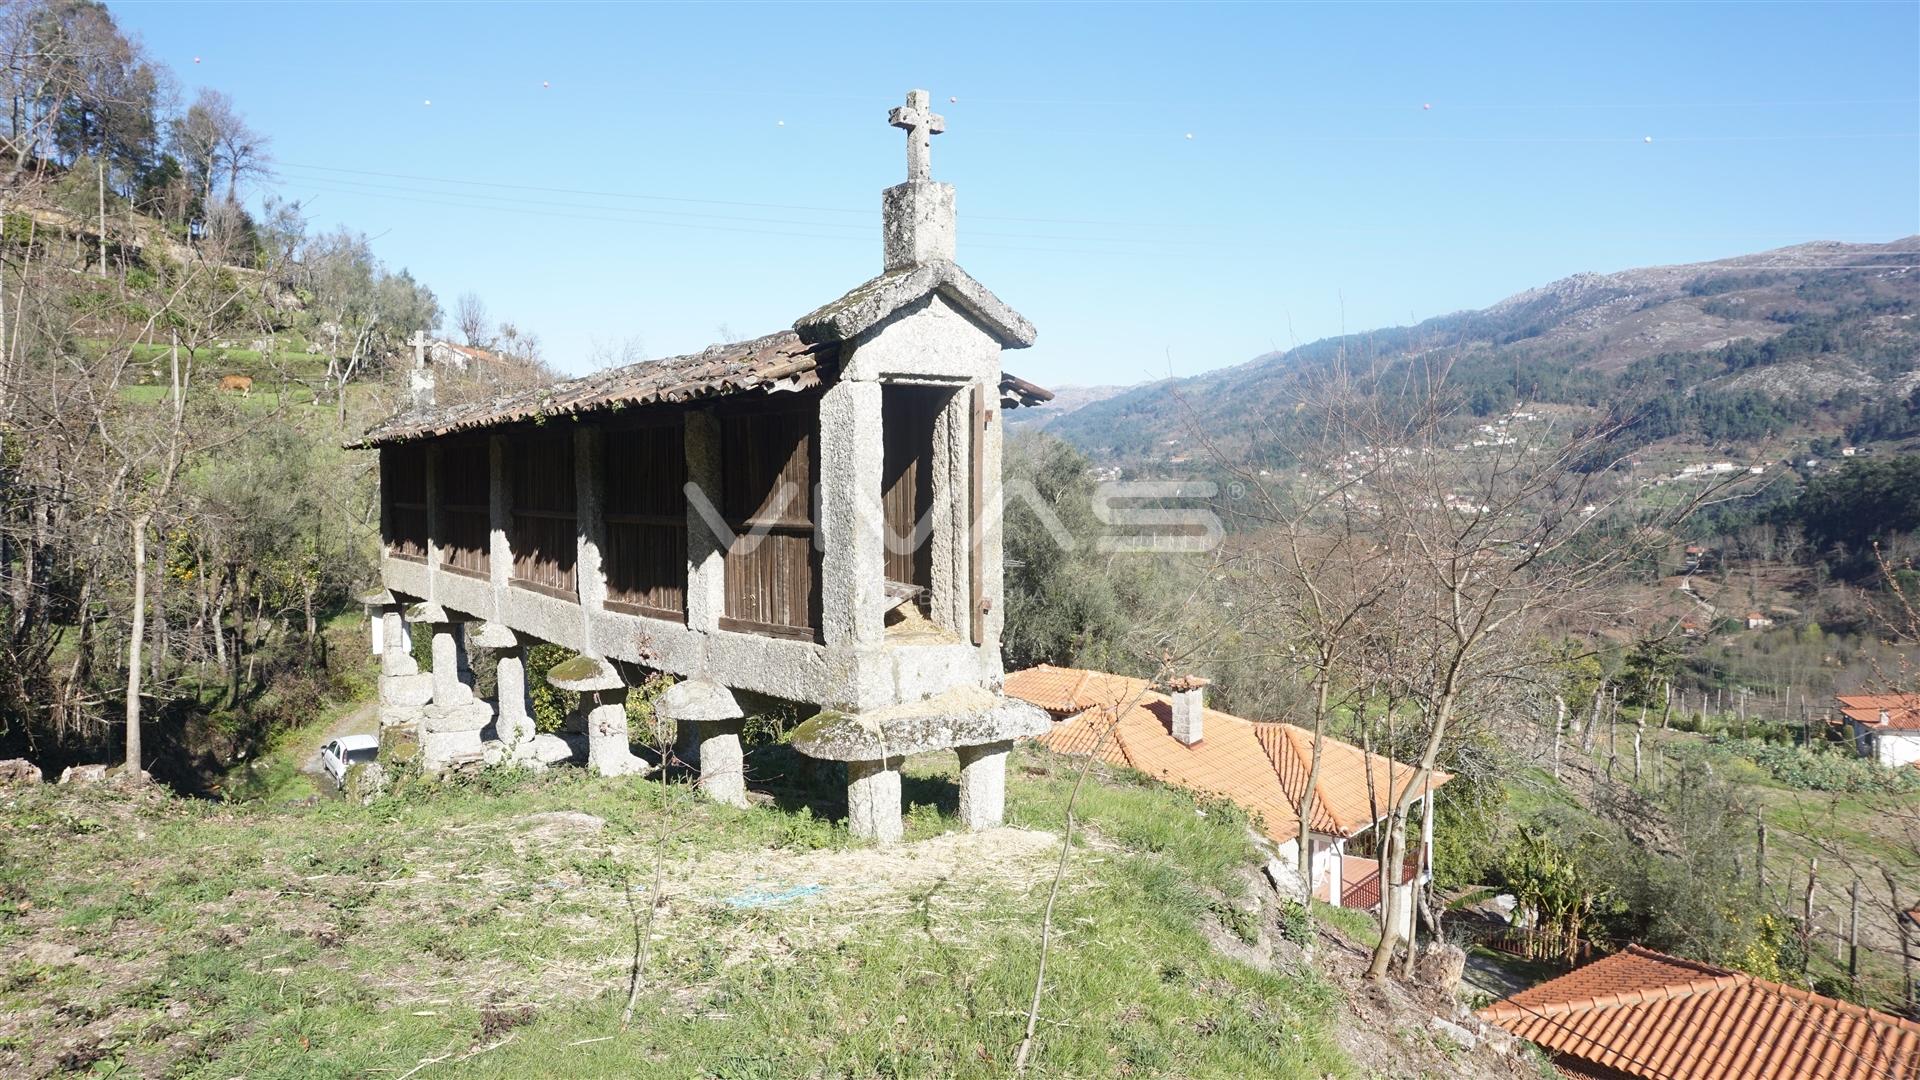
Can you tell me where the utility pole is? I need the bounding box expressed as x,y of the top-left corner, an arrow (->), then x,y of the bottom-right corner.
1755,818 -> 1767,900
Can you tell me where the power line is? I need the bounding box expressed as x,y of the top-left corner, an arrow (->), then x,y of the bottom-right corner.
634,84 -> 1917,113
971,128 -> 1920,144
276,166 -> 1248,250
280,180 -> 1227,261
274,165 -> 1920,260
276,160 -> 1209,230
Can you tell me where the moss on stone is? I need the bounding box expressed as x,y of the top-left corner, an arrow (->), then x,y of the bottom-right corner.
379,724 -> 420,767
545,656 -> 604,683
788,710 -> 851,746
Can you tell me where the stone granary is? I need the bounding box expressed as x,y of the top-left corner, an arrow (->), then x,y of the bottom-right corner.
353,91 -> 1053,841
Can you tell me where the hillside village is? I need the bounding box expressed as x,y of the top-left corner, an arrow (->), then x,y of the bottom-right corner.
3,2 -> 1920,1078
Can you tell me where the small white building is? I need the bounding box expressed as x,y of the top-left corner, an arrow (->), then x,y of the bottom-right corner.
424,340 -> 496,372
1838,694 -> 1920,767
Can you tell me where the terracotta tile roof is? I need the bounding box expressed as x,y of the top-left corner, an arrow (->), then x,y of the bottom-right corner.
1479,944 -> 1920,1080
1003,666 -> 1154,717
356,331 -> 831,447
1004,665 -> 1448,844
1838,694 -> 1920,731
354,329 -> 1053,448
1254,722 -> 1452,837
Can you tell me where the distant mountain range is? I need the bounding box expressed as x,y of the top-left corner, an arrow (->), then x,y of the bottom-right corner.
1035,238 -> 1920,466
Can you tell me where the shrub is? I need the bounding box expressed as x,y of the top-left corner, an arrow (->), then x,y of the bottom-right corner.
1274,898 -> 1312,944
526,642 -> 582,732
1707,735 -> 1920,793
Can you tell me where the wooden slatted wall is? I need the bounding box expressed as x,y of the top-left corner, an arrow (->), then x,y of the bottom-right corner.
604,418 -> 688,620
438,440 -> 491,578
718,399 -> 818,640
382,443 -> 428,561
510,433 -> 578,598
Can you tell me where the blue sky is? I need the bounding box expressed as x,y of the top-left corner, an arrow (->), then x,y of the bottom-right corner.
116,1 -> 1918,385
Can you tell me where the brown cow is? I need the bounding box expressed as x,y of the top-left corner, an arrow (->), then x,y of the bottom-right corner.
218,374 -> 253,395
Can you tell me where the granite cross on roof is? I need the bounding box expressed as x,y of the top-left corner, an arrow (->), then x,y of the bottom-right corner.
888,89 -> 945,183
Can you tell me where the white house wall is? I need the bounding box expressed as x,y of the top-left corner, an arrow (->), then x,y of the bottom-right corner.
1878,729 -> 1920,767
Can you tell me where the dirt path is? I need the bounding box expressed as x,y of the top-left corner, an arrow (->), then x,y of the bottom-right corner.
295,699 -> 379,789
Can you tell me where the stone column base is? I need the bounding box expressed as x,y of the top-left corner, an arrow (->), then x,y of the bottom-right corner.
956,740 -> 1012,830
692,718 -> 748,807
846,758 -> 903,844
587,701 -> 653,778
490,645 -> 538,755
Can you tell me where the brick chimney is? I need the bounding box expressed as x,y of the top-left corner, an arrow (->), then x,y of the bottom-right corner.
1169,676 -> 1209,746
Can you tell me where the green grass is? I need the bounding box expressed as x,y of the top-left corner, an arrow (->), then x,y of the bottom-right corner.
117,378 -> 388,418
0,745 -> 1354,1078
1314,902 -> 1382,949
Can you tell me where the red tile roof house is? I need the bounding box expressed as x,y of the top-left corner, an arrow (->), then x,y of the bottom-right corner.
425,339 -> 499,372
1836,693 -> 1920,768
1479,944 -> 1920,1079
1004,664 -> 1451,939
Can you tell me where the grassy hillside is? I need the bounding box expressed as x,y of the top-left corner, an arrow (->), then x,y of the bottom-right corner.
1,733 -> 1555,1079
0,727 -> 1556,1079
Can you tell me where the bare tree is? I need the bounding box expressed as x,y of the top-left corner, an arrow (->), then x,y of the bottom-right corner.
303,228 -> 439,425
214,101 -> 269,204
1336,365 -> 1740,980
455,290 -> 491,348
169,88 -> 268,206
1194,360 -> 1393,896
169,89 -> 223,206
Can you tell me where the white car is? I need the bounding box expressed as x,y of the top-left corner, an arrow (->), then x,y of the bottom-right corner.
319,735 -> 380,788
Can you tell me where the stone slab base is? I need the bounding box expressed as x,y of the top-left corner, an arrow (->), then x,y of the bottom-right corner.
423,701 -> 494,734
379,704 -> 425,730
380,672 -> 433,708
421,729 -> 485,773
529,733 -> 581,766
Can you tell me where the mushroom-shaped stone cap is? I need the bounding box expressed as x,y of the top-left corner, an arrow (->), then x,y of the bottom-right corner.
656,680 -> 744,724
467,622 -> 520,649
360,587 -> 397,606
791,690 -> 1050,761
406,601 -> 453,624
545,655 -> 626,693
